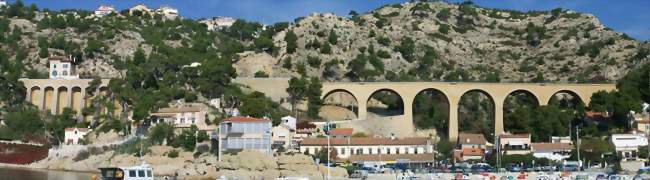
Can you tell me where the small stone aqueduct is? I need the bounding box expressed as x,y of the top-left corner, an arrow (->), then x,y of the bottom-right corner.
320,82 -> 616,140
20,78 -> 112,118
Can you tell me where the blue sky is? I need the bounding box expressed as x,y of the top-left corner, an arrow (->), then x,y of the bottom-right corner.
10,0 -> 650,41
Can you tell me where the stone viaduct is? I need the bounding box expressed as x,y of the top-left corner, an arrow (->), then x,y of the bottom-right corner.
19,78 -> 111,117
320,82 -> 617,140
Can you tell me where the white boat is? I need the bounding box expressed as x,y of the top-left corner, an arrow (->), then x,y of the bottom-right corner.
98,162 -> 154,180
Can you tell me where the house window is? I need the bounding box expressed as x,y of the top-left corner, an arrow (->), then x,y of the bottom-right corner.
180,118 -> 185,123
51,71 -> 58,76
63,64 -> 68,68
129,170 -> 136,177
62,71 -> 68,76
191,118 -> 196,124
53,64 -> 57,68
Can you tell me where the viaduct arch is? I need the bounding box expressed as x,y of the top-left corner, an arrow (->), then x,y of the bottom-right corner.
320,82 -> 616,140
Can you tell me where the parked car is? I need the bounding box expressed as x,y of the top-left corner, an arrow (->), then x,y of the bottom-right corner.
349,170 -> 368,180
596,174 -> 608,180
541,165 -> 555,172
562,164 -> 580,172
506,163 -> 521,172
634,168 -> 650,180
609,175 -> 630,180
471,164 -> 493,173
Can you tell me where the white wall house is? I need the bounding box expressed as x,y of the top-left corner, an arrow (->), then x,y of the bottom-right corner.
280,116 -> 296,130
129,4 -> 152,15
531,143 -> 573,161
299,137 -> 433,160
94,5 -> 116,17
271,125 -> 293,149
49,56 -> 79,80
500,133 -> 532,155
610,133 -> 648,161
155,5 -> 178,19
150,102 -> 210,130
64,127 -> 90,145
218,117 -> 272,160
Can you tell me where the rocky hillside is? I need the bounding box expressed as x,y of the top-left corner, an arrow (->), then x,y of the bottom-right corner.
247,1 -> 649,83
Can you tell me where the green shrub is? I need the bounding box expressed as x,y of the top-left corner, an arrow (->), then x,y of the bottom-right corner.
254,71 -> 269,78
73,150 -> 90,162
376,36 -> 390,46
167,150 -> 179,158
377,50 -> 391,58
307,56 -> 322,68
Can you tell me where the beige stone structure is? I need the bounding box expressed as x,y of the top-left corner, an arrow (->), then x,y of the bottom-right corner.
20,78 -> 110,117
19,56 -> 111,118
321,82 -> 616,140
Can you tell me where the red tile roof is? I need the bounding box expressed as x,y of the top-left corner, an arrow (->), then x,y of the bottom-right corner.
531,143 -> 573,152
458,133 -> 486,145
300,137 -> 429,146
585,111 -> 608,121
222,116 -> 270,123
500,133 -> 530,138
329,128 -> 353,136
347,153 -> 434,163
462,148 -> 485,156
64,128 -> 90,132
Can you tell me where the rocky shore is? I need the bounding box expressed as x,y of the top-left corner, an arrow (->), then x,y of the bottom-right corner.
5,145 -> 347,180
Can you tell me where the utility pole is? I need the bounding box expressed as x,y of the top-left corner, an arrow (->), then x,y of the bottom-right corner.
326,120 -> 331,180
576,125 -> 581,171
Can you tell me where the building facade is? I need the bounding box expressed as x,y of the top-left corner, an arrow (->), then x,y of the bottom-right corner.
531,143 -> 573,161
150,102 -> 211,130
271,125 -> 293,150
218,117 -> 272,160
299,137 -> 433,160
454,133 -> 487,161
610,133 -> 649,161
499,133 -> 531,155
94,5 -> 116,17
64,128 -> 90,145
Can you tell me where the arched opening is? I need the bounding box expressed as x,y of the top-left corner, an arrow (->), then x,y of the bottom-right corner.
44,86 -> 55,112
57,86 -> 69,114
458,90 -> 495,141
30,86 -> 42,108
71,87 -> 82,114
413,88 -> 450,138
548,90 -> 584,110
503,90 -> 539,134
367,89 -> 404,116
320,89 -> 359,121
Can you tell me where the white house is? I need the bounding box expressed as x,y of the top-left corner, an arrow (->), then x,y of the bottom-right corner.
64,127 -> 90,145
155,5 -> 178,19
531,143 -> 573,161
218,117 -> 272,160
551,136 -> 572,144
299,137 -> 433,160
49,56 -> 79,80
280,116 -> 296,130
201,17 -> 236,31
129,4 -> 152,15
94,5 -> 116,17
610,133 -> 648,161
454,133 -> 488,161
500,133 -> 532,155
271,125 -> 293,150
150,102 -> 211,131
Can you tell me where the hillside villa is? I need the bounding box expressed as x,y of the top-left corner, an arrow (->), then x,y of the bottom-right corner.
64,127 -> 91,145
94,5 -> 116,17
149,101 -> 213,131
218,116 -> 272,161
